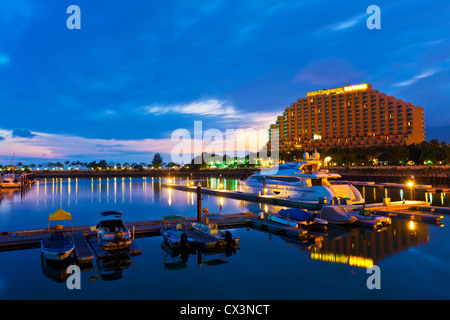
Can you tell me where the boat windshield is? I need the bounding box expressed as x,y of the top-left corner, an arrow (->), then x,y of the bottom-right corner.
249,175 -> 301,183
99,219 -> 126,232
262,176 -> 300,183
309,178 -> 330,186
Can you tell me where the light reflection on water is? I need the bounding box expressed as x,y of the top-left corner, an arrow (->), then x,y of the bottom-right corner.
0,177 -> 449,299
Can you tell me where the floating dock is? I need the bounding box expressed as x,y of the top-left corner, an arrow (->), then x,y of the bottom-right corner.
333,180 -> 449,193
0,201 -> 446,264
251,218 -> 309,240
163,183 -> 321,209
70,232 -> 95,264
370,209 -> 443,224
87,237 -> 141,259
0,212 -> 257,257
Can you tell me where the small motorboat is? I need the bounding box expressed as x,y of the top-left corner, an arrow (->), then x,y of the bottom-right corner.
191,222 -> 239,247
348,205 -> 391,227
160,214 -> 193,249
318,206 -> 357,224
1,176 -> 22,188
96,211 -> 133,250
278,208 -> 328,228
202,208 -> 224,220
41,232 -> 75,262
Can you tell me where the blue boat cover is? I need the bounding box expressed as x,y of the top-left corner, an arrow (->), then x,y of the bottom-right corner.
278,208 -> 312,222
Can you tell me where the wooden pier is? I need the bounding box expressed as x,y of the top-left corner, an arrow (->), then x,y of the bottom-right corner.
70,232 -> 95,264
0,212 -> 257,257
333,180 -> 449,193
0,200 -> 445,264
251,218 -> 309,240
163,183 -> 320,209
370,210 -> 443,224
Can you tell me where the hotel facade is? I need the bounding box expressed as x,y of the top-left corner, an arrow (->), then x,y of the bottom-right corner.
269,84 -> 425,152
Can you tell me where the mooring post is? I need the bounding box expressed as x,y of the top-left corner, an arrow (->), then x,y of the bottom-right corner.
410,175 -> 415,200
263,176 -> 266,195
197,182 -> 202,221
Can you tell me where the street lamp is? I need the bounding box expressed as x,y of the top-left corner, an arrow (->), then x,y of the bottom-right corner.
408,175 -> 415,200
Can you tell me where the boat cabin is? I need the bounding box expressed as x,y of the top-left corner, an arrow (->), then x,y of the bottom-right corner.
247,174 -> 333,187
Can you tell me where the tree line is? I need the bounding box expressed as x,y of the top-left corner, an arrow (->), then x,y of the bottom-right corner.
1,153 -> 172,170
280,139 -> 450,166
3,140 -> 449,171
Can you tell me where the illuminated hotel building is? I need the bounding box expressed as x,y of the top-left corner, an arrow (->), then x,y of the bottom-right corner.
269,84 -> 425,152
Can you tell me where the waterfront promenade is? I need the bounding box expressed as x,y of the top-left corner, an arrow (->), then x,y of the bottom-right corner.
27,166 -> 450,186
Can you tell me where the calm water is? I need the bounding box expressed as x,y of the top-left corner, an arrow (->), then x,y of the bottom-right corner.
0,177 -> 449,300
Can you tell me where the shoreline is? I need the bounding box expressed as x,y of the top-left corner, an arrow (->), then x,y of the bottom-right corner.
27,167 -> 450,187
30,169 -> 257,180
329,168 -> 450,187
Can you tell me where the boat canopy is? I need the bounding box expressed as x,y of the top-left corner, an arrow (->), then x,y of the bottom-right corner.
47,208 -> 73,231
100,210 -> 123,219
163,214 -> 186,221
48,208 -> 72,221
279,208 -> 313,222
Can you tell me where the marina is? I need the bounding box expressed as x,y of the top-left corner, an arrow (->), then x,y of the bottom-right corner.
1,0 -> 449,305
0,175 -> 448,299
0,177 -> 443,261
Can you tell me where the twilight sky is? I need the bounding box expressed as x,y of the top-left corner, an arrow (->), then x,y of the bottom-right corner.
0,0 -> 448,164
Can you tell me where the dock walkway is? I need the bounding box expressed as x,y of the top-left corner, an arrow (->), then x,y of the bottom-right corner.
70,232 -> 95,264
163,183 -> 320,209
0,202 -> 445,264
334,180 -> 449,193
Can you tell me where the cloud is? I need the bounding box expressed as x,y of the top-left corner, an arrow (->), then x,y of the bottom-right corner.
0,126 -> 273,165
0,96 -> 280,162
394,69 -> 438,87
319,13 -> 367,32
143,99 -> 240,119
0,128 -> 177,161
143,98 -> 279,131
12,129 -> 36,138
332,13 -> 366,31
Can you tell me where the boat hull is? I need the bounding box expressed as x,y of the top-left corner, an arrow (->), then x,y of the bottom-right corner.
98,235 -> 132,251
319,206 -> 358,224
97,211 -> 133,251
1,183 -> 22,188
349,212 -> 392,226
42,250 -> 74,261
161,228 -> 191,248
240,181 -> 364,205
191,223 -> 240,246
41,239 -> 75,262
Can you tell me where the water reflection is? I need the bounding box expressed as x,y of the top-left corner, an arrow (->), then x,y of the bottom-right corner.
197,247 -> 238,267
40,253 -> 74,283
0,177 -> 446,278
161,241 -> 196,271
277,219 -> 430,268
160,242 -> 239,271
93,254 -> 133,282
355,185 -> 448,207
1,177 -> 448,212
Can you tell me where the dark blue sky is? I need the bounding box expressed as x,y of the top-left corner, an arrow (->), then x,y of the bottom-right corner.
0,0 -> 448,164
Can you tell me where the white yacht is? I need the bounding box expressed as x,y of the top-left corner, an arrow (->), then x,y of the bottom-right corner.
0,175 -> 22,188
239,151 -> 364,205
